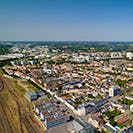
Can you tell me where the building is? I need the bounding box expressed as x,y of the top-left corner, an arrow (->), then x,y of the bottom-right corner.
26,90 -> 37,101
77,103 -> 95,116
109,85 -> 121,97
21,60 -> 28,65
40,110 -> 53,121
72,118 -> 96,133
111,102 -> 122,109
10,60 -> 18,66
88,113 -> 104,128
40,105 -> 57,120
119,126 -> 133,133
35,105 -> 49,114
44,112 -> 70,129
125,96 -> 133,101
36,90 -> 45,97
88,54 -> 93,61
29,60 -> 37,65
32,99 -> 46,110
114,113 -> 130,125
127,52 -> 133,60
102,123 -> 118,133
94,96 -> 109,108
130,104 -> 133,112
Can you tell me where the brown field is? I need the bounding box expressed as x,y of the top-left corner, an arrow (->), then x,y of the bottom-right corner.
0,73 -> 45,133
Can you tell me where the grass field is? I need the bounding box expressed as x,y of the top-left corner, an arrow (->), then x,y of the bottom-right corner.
22,80 -> 40,91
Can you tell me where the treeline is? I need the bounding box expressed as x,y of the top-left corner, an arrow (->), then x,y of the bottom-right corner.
0,59 -> 13,67
0,44 -> 12,55
29,42 -> 133,52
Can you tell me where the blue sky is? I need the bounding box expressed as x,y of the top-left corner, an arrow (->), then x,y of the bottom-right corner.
0,0 -> 133,41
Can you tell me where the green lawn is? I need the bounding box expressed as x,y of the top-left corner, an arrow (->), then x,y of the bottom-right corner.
22,81 -> 40,91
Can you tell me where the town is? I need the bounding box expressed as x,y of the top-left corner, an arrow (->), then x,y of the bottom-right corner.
1,42 -> 133,133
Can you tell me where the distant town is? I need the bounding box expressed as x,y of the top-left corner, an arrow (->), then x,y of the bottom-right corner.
0,41 -> 133,133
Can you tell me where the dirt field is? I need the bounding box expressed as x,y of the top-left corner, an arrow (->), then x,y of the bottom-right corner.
0,73 -> 45,133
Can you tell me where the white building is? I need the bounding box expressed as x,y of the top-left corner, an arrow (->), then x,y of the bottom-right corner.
109,85 -> 120,97
130,104 -> 133,112
103,123 -> 118,133
77,103 -> 94,116
44,112 -> 70,129
125,96 -> 133,101
127,52 -> 133,59
21,60 -> 28,65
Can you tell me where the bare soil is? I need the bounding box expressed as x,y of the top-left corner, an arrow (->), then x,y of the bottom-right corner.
0,74 -> 45,133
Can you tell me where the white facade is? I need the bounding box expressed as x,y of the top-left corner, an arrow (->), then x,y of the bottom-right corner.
77,103 -> 94,116
88,117 -> 99,128
78,107 -> 86,116
45,115 -> 70,129
109,85 -> 119,97
109,87 -> 114,97
130,104 -> 133,112
127,52 -> 133,59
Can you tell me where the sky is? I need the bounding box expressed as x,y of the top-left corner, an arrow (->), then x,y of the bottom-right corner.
1,0 -> 133,41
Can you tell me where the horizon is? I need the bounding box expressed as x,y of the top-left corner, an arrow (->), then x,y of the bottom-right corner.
1,40 -> 133,42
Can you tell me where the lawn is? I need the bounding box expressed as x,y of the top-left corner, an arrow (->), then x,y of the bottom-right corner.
21,80 -> 40,91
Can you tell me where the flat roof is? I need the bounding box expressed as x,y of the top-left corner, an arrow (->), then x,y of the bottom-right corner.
46,113 -> 68,122
41,111 -> 50,115
38,106 -> 45,111
26,90 -> 36,96
32,100 -> 45,106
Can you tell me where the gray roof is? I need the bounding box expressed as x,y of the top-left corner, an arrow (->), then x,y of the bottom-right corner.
74,119 -> 97,133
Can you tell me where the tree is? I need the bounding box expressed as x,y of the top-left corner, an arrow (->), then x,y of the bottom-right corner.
57,85 -> 62,94
114,79 -> 127,87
